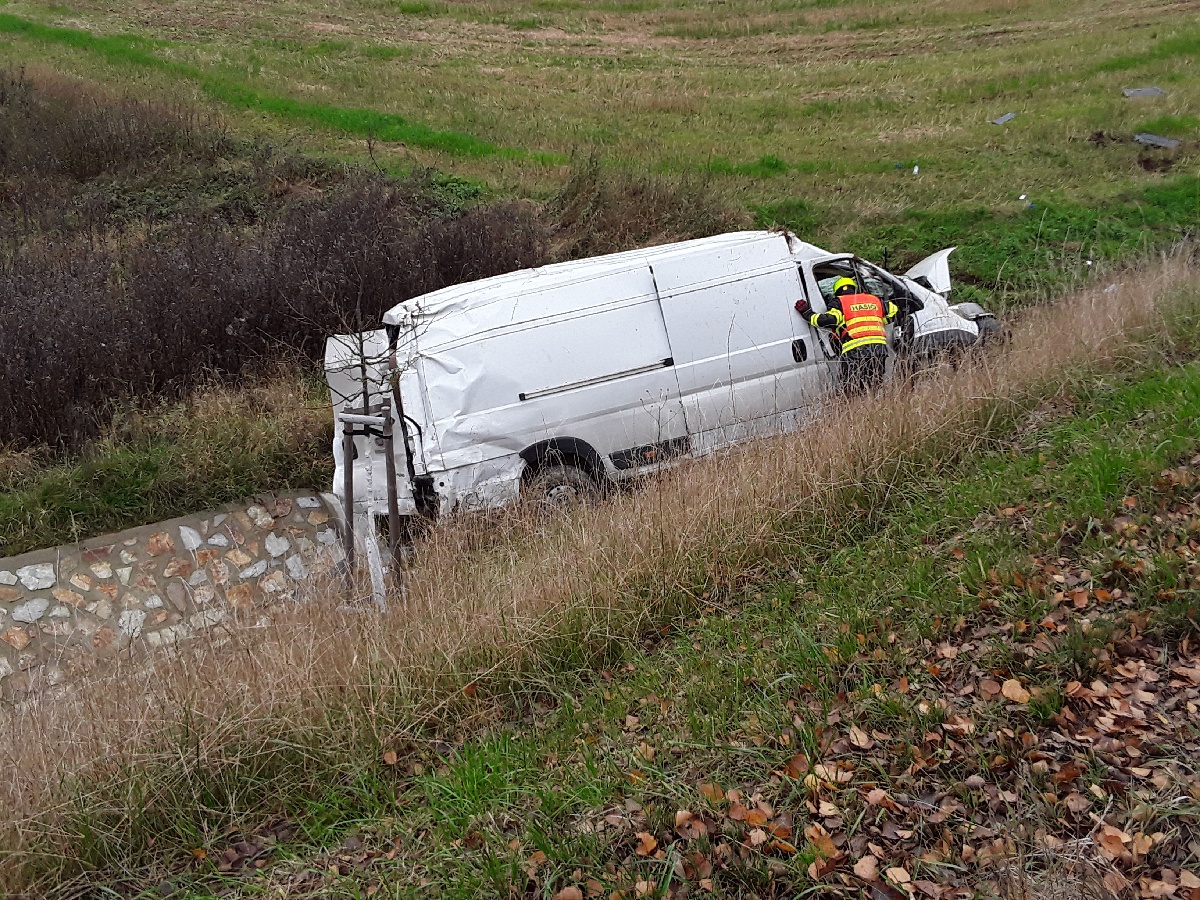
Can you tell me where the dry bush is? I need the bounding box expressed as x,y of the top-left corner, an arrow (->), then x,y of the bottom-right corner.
0,69 -> 549,452
549,153 -> 749,259
1,253 -> 1196,888
0,184 -> 547,450
0,67 -> 230,183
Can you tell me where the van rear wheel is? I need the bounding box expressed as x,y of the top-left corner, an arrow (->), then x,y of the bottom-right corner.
975,315 -> 1007,345
527,464 -> 599,509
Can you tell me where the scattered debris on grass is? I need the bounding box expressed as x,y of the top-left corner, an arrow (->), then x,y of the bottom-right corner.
1123,87 -> 1167,99
1135,133 -> 1183,151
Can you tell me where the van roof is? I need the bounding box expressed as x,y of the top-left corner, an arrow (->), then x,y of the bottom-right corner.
382,230 -> 830,329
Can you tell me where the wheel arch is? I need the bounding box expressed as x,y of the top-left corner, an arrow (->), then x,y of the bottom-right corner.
518,437 -> 609,484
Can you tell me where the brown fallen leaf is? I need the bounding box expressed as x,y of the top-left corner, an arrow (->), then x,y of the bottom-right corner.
1132,832 -> 1153,857
804,823 -> 840,860
1142,879 -> 1177,898
1103,869 -> 1130,895
635,832 -> 657,857
886,866 -> 911,885
699,782 -> 724,803
1097,825 -> 1130,861
1002,678 -> 1031,704
785,753 -> 809,779
808,856 -> 838,879
382,750 -> 398,766
853,855 -> 879,881
553,888 -> 584,900
849,725 -> 874,750
1063,792 -> 1090,813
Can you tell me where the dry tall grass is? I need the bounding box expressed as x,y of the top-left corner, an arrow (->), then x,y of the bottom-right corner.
1,254 -> 1198,889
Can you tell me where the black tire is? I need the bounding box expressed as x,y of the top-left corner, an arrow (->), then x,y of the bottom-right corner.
526,464 -> 600,509
974,315 -> 1007,345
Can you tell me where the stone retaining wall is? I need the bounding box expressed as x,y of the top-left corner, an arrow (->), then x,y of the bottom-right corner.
0,491 -> 344,697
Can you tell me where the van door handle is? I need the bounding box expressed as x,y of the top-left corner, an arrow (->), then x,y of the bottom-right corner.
791,338 -> 808,363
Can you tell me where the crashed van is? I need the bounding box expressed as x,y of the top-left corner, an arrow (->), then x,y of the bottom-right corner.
325,230 -> 999,519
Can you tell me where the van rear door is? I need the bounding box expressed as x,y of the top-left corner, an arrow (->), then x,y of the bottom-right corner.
652,236 -> 823,453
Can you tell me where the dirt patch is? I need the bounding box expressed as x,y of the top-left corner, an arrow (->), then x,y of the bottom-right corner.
1139,153 -> 1176,173
307,21 -> 352,35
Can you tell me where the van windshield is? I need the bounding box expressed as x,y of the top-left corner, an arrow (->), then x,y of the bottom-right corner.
813,259 -> 903,306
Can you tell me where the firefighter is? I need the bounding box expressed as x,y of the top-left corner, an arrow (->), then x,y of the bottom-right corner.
796,277 -> 898,395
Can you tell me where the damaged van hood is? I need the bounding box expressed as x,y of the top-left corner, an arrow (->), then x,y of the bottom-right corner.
904,247 -> 956,297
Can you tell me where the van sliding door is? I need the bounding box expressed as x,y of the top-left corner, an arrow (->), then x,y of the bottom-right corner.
652,237 -> 825,453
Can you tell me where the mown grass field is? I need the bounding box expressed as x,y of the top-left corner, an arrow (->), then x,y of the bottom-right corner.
0,0 -> 1196,285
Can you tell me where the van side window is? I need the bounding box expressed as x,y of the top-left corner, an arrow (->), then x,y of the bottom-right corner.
854,262 -> 894,304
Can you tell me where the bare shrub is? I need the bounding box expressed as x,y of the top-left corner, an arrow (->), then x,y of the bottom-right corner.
0,255 -> 1196,889
0,182 -> 547,450
0,69 -> 548,452
0,67 -> 230,183
550,153 -> 749,259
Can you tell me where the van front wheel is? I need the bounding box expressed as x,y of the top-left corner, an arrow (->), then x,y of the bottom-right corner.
527,464 -> 600,509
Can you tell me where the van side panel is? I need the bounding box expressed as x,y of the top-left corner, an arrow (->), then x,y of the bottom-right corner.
652,236 -> 823,451
422,267 -> 688,481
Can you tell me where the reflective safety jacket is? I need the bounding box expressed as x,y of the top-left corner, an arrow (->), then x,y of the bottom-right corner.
807,293 -> 898,353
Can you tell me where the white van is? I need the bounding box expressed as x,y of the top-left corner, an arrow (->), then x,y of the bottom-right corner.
325,230 -> 997,518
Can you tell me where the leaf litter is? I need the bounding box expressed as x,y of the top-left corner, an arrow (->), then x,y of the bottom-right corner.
186,450 -> 1200,899
531,453 -> 1200,899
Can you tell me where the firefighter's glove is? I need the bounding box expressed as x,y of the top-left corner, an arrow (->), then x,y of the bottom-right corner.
795,299 -> 813,319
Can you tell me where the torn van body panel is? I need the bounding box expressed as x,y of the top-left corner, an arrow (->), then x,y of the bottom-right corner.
904,248 -> 955,297
326,230 -> 999,519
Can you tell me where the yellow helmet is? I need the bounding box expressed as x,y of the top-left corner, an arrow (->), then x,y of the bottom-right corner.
833,277 -> 858,296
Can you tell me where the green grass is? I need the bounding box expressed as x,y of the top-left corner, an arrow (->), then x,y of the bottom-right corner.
1137,114 -> 1200,137
0,13 -> 519,157
1092,28 -> 1200,73
0,378 -> 333,557
753,175 -> 1200,303
57,341 -> 1200,897
842,175 -> 1200,303
0,0 -> 1194,230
